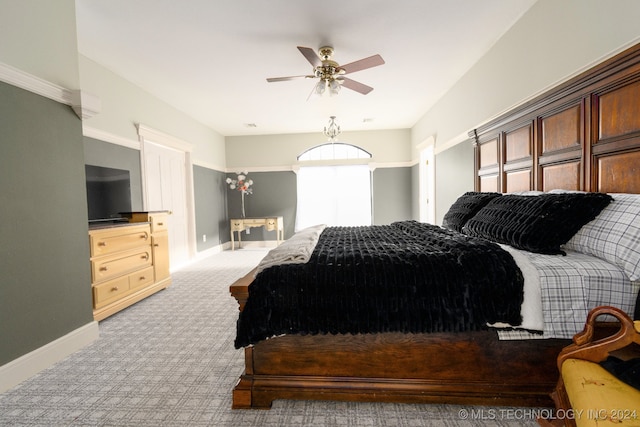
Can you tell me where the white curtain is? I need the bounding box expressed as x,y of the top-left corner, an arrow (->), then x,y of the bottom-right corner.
295,165 -> 372,231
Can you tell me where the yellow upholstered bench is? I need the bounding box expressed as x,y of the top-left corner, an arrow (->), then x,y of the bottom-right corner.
561,358 -> 640,426
539,306 -> 640,427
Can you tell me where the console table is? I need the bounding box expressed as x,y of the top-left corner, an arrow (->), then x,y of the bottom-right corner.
230,216 -> 284,250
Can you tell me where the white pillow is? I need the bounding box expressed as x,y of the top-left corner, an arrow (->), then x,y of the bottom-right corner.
563,193 -> 640,281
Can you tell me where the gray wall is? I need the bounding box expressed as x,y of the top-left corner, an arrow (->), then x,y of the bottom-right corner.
373,167 -> 414,225
226,171 -> 297,241
83,137 -> 144,212
434,140 -> 475,224
0,82 -> 94,365
193,165 -> 228,250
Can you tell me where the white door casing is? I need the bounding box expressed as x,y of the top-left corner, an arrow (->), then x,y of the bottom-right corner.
418,136 -> 435,224
137,124 -> 196,270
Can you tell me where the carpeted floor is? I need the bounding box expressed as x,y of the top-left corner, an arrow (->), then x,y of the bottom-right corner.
0,249 -> 549,426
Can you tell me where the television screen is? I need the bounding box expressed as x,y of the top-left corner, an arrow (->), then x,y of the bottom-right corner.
85,165 -> 132,222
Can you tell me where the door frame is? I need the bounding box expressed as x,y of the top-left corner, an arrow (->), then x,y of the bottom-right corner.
418,136 -> 435,224
136,124 -> 196,267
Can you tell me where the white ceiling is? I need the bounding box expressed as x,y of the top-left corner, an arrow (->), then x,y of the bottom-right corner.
75,0 -> 537,137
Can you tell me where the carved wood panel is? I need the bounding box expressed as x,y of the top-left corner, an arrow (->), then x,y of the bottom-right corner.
597,79 -> 640,141
541,105 -> 582,154
596,150 -> 640,193
505,125 -> 531,161
479,138 -> 499,168
505,169 -> 531,193
480,175 -> 499,192
541,161 -> 581,191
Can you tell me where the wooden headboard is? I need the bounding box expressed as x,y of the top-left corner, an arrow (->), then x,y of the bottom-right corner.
472,43 -> 640,194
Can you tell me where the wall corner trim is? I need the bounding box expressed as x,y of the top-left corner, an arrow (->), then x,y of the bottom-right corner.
0,62 -> 103,121
71,90 -> 102,120
0,61 -> 73,106
0,321 -> 99,393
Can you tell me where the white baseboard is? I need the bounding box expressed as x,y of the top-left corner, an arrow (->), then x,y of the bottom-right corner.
230,240 -> 279,250
193,241 -> 274,261
0,321 -> 99,393
194,243 -> 227,260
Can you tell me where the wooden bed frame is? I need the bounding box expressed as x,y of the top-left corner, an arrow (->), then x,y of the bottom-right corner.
230,42 -> 640,410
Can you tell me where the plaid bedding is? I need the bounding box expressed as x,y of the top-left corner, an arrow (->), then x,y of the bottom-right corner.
498,249 -> 639,340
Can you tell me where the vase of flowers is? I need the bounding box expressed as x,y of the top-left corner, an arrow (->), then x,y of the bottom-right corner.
226,172 -> 253,218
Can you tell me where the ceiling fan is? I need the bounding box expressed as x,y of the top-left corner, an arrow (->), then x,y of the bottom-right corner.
267,46 -> 385,96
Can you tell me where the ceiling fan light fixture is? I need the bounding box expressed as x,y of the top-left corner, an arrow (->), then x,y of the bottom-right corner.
329,79 -> 341,96
314,80 -> 327,95
267,46 -> 384,98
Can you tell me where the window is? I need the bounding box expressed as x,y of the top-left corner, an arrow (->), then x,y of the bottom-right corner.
298,143 -> 371,161
295,143 -> 372,230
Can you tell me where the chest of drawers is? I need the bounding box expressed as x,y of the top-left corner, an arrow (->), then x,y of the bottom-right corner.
89,213 -> 171,320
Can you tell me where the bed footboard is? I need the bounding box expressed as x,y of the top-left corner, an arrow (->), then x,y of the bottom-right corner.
231,329 -> 566,409
230,270 -> 568,409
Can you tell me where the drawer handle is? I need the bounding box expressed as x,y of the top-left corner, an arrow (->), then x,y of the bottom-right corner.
140,233 -> 149,240
142,254 -> 149,260
111,286 -> 119,292
100,266 -> 108,271
138,276 -> 146,281
98,242 -> 107,247
157,222 -> 164,226
154,243 -> 160,247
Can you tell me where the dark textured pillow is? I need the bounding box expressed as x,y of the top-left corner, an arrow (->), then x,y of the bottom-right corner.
442,191 -> 502,232
462,193 -> 613,255
601,356 -> 640,390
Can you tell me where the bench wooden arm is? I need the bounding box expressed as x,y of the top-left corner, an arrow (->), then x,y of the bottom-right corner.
556,306 -> 640,371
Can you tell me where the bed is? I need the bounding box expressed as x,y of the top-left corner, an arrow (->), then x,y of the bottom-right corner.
230,42 -> 640,409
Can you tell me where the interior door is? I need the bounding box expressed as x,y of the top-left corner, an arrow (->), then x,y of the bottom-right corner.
143,141 -> 189,269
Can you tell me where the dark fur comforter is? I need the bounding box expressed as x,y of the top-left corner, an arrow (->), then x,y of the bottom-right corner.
235,221 -> 524,348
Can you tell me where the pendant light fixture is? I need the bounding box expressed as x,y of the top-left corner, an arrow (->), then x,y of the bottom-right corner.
323,116 -> 341,142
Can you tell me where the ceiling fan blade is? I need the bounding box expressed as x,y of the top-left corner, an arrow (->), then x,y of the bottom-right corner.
339,54 -> 385,74
340,77 -> 374,95
267,75 -> 314,82
297,46 -> 322,68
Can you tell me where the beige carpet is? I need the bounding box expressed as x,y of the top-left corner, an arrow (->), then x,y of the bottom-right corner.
0,249 -> 549,426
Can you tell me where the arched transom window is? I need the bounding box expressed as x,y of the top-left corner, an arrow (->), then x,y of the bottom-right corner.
297,143 -> 372,161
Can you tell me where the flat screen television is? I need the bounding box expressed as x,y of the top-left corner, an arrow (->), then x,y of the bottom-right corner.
85,164 -> 132,223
